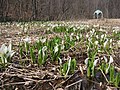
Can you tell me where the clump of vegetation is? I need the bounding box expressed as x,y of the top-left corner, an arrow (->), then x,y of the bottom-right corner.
0,41 -> 15,68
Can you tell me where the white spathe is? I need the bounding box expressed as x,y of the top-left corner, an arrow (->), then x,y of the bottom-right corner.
106,55 -> 114,74
23,36 -> 31,43
54,44 -> 59,53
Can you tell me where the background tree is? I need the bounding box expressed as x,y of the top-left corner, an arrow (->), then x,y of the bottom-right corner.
0,0 -> 120,21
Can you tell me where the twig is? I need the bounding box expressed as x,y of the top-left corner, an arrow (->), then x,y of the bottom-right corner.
0,81 -> 27,88
99,69 -> 109,83
49,82 -> 56,90
65,79 -> 82,90
55,71 -> 80,89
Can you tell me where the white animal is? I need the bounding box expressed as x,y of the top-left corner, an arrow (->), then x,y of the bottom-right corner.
93,10 -> 103,19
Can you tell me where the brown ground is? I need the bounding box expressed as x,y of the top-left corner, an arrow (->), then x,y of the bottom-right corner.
79,19 -> 120,26
0,19 -> 120,45
0,19 -> 120,90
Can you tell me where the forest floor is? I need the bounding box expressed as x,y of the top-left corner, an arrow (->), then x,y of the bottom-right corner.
0,19 -> 120,90
0,19 -> 120,44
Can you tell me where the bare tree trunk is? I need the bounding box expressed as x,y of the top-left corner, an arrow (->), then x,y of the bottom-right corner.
0,0 -> 4,21
32,0 -> 37,20
105,0 -> 109,18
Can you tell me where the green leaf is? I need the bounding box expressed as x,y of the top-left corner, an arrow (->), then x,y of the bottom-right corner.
38,49 -> 42,65
30,47 -> 35,64
20,47 -> 23,58
114,72 -> 120,87
25,42 -> 29,54
70,58 -> 76,73
87,66 -> 91,77
62,63 -> 68,76
110,65 -> 115,83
